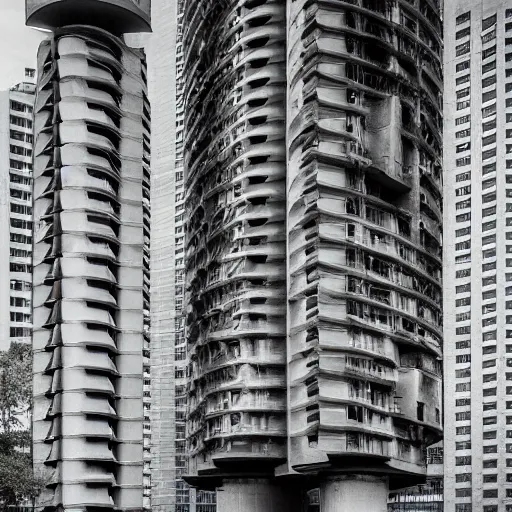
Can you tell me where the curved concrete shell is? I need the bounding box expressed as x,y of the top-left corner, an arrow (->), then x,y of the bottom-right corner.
32,25 -> 150,511
26,0 -> 151,33
184,0 -> 288,481
287,0 -> 443,488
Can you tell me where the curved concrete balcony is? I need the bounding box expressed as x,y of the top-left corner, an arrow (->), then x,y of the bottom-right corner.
205,389 -> 286,417
60,123 -> 118,155
46,392 -> 116,419
46,369 -> 115,397
59,97 -> 120,129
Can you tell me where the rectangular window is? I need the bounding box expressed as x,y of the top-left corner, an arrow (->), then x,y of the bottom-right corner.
483,163 -> 497,174
456,268 -> 471,278
457,213 -> 471,222
483,177 -> 496,189
457,142 -> 471,153
482,148 -> 497,160
456,171 -> 471,182
483,14 -> 497,30
456,156 -> 471,167
482,316 -> 497,327
457,75 -> 471,86
483,331 -> 497,341
457,199 -> 471,210
456,42 -> 471,56
456,298 -> 471,307
483,248 -> 496,259
484,373 -> 497,383
456,254 -> 472,264
483,221 -> 496,231
456,129 -> 471,139
482,90 -> 497,105
456,185 -> 471,196
457,326 -> 471,335
483,206 -> 497,217
482,134 -> 497,146
457,87 -> 471,99
457,27 -> 471,39
456,369 -> 471,379
456,456 -> 472,465
482,46 -> 497,61
482,103 -> 497,117
457,101 -> 470,111
456,12 -> 471,25
483,120 -> 497,132
483,61 -> 497,75
457,60 -> 470,73
483,76 -> 497,89
456,115 -> 471,125
483,290 -> 496,300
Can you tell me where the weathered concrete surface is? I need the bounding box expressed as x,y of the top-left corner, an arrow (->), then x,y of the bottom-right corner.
217,479 -> 299,512
320,476 -> 389,512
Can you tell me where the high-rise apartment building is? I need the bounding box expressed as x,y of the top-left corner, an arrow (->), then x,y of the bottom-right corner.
27,1 -> 151,510
183,0 -> 443,511
444,3 -> 512,512
146,0 -> 216,509
0,76 -> 35,352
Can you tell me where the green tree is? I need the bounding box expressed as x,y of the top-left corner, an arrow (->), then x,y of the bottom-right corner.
0,343 -> 44,509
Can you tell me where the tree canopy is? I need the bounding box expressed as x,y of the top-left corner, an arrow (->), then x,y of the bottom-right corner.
0,343 -> 44,509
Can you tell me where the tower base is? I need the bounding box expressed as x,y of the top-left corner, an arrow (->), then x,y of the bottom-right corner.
320,475 -> 389,512
216,478 -> 296,512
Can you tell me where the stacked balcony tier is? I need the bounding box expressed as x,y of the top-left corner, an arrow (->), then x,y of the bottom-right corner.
32,25 -> 149,511
184,0 -> 288,478
286,0 -> 443,487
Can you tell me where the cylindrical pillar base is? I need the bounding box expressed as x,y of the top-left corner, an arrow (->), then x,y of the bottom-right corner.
320,475 -> 389,512
216,478 -> 295,512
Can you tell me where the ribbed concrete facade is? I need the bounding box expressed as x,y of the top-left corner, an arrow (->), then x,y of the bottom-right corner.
286,0 -> 443,480
183,0 -> 443,509
28,2 -> 151,510
184,0 -> 288,481
444,2 -> 512,511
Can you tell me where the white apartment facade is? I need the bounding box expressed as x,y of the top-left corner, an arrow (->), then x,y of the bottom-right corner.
444,2 -> 512,511
0,74 -> 35,353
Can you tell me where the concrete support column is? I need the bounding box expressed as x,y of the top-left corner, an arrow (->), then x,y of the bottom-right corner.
217,478 -> 296,512
320,475 -> 389,512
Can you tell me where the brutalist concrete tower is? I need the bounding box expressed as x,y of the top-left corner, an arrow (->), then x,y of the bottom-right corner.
27,1 -> 151,510
184,0 -> 443,510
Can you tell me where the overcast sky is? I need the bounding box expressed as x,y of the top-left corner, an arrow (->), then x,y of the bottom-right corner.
0,0 -> 46,90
